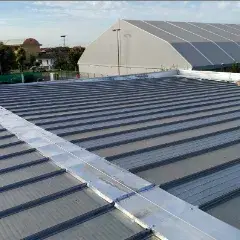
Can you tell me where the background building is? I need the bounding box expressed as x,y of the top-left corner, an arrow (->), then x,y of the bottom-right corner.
78,20 -> 240,77
36,48 -> 55,70
2,38 -> 42,61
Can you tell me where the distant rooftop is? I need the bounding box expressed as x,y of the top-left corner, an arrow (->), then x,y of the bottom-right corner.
124,20 -> 240,69
1,38 -> 41,46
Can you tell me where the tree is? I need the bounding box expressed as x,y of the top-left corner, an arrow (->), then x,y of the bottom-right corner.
68,47 -> 85,71
15,47 -> 26,72
0,42 -> 16,75
35,60 -> 41,67
231,62 -> 240,73
52,47 -> 70,70
29,54 -> 36,67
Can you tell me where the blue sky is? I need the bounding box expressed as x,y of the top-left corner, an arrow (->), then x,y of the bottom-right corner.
0,1 -> 240,47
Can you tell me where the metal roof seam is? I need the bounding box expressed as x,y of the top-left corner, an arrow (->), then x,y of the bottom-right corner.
206,23 -> 240,37
160,158 -> 240,190
0,169 -> 66,193
107,125 -> 240,162
165,21 -> 236,61
22,202 -> 115,240
0,157 -> 49,174
0,140 -> 24,148
143,20 -> 214,65
0,148 -> 36,160
124,229 -> 153,240
0,183 -> 87,219
71,108 -> 240,143
200,188 -> 240,211
0,133 -> 14,140
186,22 -> 240,48
221,24 -> 240,34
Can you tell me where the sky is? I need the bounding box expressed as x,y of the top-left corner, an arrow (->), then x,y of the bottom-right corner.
0,1 -> 240,47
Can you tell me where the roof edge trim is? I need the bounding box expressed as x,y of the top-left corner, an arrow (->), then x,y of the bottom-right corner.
179,69 -> 240,82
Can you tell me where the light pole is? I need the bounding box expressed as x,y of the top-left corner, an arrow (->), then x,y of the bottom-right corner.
60,35 -> 66,47
124,33 -> 131,74
112,28 -> 120,75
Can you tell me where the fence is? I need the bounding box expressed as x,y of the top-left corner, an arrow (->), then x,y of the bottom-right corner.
0,72 -> 43,84
0,71 -> 79,84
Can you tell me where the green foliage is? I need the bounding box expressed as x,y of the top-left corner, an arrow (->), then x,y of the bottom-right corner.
231,62 -> 240,73
51,47 -> 70,70
15,47 -> 26,72
49,46 -> 85,71
29,54 -> 36,67
68,47 -> 85,71
0,42 -> 16,75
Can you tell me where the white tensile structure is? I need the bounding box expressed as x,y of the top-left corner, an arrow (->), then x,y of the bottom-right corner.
78,20 -> 240,77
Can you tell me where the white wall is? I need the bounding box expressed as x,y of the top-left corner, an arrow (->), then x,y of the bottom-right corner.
39,58 -> 54,70
180,69 -> 240,83
78,20 -> 191,76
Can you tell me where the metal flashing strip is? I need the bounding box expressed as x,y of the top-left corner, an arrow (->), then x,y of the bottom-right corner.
12,69 -> 178,86
116,187 -> 240,240
0,107 -> 153,203
179,69 -> 240,82
0,107 -> 239,239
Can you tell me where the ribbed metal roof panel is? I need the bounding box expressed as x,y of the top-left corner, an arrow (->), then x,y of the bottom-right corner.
0,126 -> 151,240
166,162 -> 240,206
45,209 -> 143,240
0,162 -> 58,187
0,190 -> 106,240
0,75 -> 240,231
0,173 -> 79,212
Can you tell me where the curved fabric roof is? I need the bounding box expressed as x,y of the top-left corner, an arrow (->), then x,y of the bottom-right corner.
125,20 -> 240,69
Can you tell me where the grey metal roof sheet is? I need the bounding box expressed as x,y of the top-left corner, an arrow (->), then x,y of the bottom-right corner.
206,195 -> 240,230
0,75 -> 240,232
124,20 -> 240,68
0,126 -> 156,240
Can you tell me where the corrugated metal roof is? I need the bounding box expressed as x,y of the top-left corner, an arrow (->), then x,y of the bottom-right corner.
124,20 -> 240,69
0,73 -> 240,232
0,126 -> 156,240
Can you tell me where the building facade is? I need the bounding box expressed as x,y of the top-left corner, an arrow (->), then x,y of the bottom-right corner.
2,38 -> 42,61
78,20 -> 240,77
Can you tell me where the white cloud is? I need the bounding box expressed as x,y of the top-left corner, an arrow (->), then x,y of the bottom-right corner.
1,1 -> 240,47
217,1 -> 230,9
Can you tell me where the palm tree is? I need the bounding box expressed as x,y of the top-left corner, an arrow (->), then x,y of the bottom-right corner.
15,47 -> 26,72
